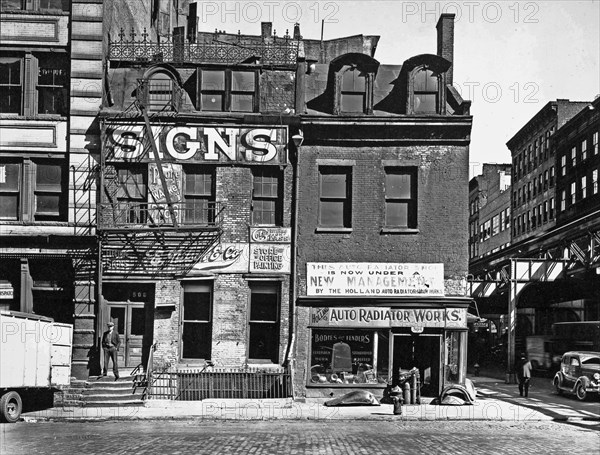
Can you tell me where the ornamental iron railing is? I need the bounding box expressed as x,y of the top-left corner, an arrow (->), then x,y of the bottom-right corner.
108,28 -> 300,67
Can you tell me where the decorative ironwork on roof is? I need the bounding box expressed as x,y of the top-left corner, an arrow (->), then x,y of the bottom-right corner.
108,28 -> 300,67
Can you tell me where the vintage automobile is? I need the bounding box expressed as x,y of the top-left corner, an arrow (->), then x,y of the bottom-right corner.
553,351 -> 600,401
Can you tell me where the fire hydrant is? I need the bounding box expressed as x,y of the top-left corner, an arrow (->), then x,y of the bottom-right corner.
392,396 -> 402,415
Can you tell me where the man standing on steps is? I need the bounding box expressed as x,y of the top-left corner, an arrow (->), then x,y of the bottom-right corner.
102,321 -> 120,380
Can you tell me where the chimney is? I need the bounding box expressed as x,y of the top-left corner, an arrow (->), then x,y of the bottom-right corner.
293,23 -> 302,40
187,2 -> 198,43
436,13 -> 454,84
261,22 -> 272,41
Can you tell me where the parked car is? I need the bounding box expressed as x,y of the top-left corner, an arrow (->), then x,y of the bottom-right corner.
553,351 -> 600,401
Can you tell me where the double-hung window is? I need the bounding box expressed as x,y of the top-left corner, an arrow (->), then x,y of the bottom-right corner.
0,159 -> 66,221
319,167 -> 352,228
248,283 -> 279,363
413,68 -> 438,114
252,168 -> 282,226
116,166 -> 147,224
0,0 -> 69,11
181,283 -> 212,360
385,168 -> 418,229
340,67 -> 366,113
200,69 -> 256,112
183,166 -> 214,225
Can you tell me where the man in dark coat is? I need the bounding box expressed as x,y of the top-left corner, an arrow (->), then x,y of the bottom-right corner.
517,353 -> 532,397
102,322 -> 121,380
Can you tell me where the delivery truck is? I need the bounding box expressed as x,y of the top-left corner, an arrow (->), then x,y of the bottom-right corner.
0,310 -> 73,423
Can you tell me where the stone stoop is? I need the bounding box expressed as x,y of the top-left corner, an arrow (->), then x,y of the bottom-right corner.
54,375 -> 145,408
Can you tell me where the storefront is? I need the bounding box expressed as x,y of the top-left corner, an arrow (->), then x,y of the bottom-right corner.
298,263 -> 470,398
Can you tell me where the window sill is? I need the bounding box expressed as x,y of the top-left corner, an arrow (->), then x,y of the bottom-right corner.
381,227 -> 420,234
0,114 -> 67,121
315,227 -> 352,234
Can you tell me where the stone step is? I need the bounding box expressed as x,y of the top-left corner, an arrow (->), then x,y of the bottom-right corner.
82,400 -> 145,407
82,388 -> 140,397
82,392 -> 144,402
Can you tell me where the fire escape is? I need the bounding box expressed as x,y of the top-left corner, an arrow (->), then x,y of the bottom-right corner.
98,86 -> 225,278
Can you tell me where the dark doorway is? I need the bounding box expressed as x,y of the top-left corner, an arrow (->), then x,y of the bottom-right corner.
392,333 -> 441,397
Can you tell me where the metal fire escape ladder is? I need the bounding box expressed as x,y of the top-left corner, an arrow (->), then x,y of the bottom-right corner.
139,103 -> 179,228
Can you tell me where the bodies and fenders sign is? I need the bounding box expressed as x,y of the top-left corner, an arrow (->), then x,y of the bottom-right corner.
310,307 -> 467,329
307,263 -> 445,296
104,123 -> 288,165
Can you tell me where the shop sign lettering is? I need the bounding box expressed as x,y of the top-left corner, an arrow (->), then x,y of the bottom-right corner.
249,227 -> 291,243
249,244 -> 290,274
307,263 -> 444,296
106,125 -> 287,165
309,307 -> 467,329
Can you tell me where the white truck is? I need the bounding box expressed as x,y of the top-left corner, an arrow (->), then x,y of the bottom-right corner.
0,310 -> 73,423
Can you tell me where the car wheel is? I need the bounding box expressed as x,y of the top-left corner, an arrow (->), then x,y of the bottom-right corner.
575,382 -> 587,401
553,377 -> 563,395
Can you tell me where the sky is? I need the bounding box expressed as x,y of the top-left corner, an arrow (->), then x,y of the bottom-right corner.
197,1 -> 600,176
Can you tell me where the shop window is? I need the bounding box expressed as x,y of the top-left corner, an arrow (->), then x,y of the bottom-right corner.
384,167 -> 417,229
444,331 -> 464,384
181,283 -> 212,360
200,69 -> 256,112
319,166 -> 352,228
0,0 -> 69,11
309,329 -> 388,385
340,67 -> 366,113
0,159 -> 66,221
116,166 -> 147,224
248,283 -> 279,363
252,167 -> 282,226
413,68 -> 439,114
183,166 -> 214,225
0,53 -> 68,116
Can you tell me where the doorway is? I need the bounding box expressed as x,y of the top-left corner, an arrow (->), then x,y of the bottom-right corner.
392,333 -> 442,397
103,283 -> 154,370
107,304 -> 146,368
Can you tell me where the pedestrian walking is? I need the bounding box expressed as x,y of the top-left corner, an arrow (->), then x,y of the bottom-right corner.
517,353 -> 532,397
102,322 -> 121,380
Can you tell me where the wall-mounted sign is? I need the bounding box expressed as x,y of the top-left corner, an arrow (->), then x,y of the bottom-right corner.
249,244 -> 291,273
249,227 -> 292,243
309,307 -> 467,329
0,282 -> 14,299
191,243 -> 249,274
148,162 -> 182,222
105,124 -> 288,165
307,263 -> 444,296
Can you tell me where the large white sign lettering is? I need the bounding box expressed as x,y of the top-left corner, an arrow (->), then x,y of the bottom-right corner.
307,263 -> 444,296
106,125 -> 287,164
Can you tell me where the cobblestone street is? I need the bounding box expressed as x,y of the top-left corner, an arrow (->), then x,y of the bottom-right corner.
2,420 -> 599,454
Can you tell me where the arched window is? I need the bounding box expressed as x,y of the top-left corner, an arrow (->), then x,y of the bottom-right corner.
413,68 -> 439,114
146,71 -> 174,111
340,67 -> 366,113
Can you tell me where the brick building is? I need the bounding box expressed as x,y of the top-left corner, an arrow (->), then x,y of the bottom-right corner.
0,1 -> 102,379
293,14 -> 473,399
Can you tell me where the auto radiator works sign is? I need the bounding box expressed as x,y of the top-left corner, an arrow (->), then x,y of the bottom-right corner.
104,124 -> 288,165
307,263 -> 444,296
310,307 -> 467,329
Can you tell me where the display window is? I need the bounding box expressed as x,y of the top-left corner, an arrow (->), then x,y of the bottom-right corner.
309,329 -> 389,385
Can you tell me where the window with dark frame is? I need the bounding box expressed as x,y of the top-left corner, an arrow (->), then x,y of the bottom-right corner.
319,166 -> 352,228
183,165 -> 214,225
200,69 -> 256,112
413,68 -> 438,114
0,161 -> 20,220
34,160 -> 64,219
385,167 -> 418,229
340,67 -> 366,113
0,0 -> 69,11
248,283 -> 279,363
146,72 -> 174,111
181,283 -> 212,360
252,167 -> 282,226
0,53 -> 68,116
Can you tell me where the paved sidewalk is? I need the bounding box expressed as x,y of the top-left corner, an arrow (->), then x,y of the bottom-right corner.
19,375 -> 559,423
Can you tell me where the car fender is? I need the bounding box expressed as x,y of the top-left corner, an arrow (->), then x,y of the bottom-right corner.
577,376 -> 590,389
553,371 -> 565,385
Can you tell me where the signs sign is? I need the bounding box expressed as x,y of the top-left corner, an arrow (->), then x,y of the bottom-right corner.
307,263 -> 444,296
105,124 -> 288,165
310,307 -> 467,329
